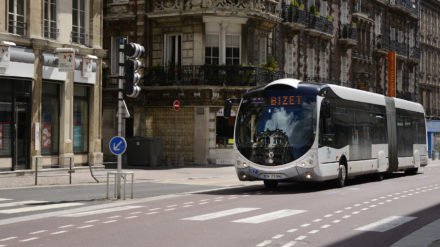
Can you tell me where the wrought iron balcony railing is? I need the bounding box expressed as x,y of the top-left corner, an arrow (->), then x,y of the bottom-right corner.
389,0 -> 419,17
340,24 -> 357,40
150,0 -> 281,20
281,5 -> 308,26
143,65 -> 292,87
307,15 -> 333,35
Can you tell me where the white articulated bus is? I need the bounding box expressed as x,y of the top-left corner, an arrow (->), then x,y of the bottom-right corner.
225,78 -> 428,189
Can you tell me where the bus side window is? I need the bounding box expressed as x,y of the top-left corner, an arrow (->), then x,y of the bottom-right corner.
320,99 -> 336,147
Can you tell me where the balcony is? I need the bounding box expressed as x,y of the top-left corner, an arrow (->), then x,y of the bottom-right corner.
281,4 -> 308,30
149,0 -> 281,22
143,65 -> 292,87
388,0 -> 419,18
339,24 -> 357,47
305,14 -> 334,39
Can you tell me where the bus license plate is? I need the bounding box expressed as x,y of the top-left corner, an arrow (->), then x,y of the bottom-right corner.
262,174 -> 282,179
249,167 -> 259,176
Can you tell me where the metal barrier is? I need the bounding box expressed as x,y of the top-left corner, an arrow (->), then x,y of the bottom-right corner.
34,156 -> 74,186
106,171 -> 134,200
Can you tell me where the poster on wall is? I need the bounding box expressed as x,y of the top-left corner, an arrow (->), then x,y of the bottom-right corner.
0,45 -> 10,69
42,123 -> 52,149
82,57 -> 93,77
73,126 -> 82,149
58,51 -> 75,72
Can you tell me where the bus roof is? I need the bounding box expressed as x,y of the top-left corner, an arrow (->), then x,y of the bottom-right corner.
324,84 -> 386,106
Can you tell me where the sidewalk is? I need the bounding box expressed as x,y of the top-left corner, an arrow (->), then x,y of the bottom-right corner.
0,164 -> 246,189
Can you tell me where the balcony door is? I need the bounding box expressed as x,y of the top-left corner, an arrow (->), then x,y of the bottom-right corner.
165,34 -> 182,67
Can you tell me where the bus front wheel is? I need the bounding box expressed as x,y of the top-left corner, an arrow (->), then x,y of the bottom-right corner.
264,180 -> 279,190
336,164 -> 347,188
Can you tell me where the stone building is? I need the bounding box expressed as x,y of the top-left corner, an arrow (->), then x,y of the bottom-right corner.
0,0 -> 105,171
420,0 -> 440,157
103,0 -> 421,166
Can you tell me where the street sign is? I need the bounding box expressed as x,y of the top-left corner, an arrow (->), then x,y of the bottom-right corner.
173,99 -> 181,112
109,136 -> 127,156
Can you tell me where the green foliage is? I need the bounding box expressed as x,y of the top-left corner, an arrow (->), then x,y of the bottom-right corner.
310,5 -> 320,16
265,55 -> 278,71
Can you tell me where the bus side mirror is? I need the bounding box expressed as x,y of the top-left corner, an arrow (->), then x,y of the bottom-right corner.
224,99 -> 233,118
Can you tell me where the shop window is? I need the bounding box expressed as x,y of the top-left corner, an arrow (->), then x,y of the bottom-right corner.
41,82 -> 60,155
73,85 -> 89,153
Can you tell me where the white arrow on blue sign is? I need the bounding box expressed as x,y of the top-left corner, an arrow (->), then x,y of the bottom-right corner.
109,136 -> 127,156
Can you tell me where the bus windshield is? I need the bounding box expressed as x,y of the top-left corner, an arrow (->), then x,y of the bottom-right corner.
235,90 -> 317,166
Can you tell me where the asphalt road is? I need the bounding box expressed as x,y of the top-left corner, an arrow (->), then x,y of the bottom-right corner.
0,165 -> 440,247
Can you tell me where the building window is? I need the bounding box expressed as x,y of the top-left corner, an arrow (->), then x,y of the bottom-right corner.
44,0 -> 57,39
8,0 -> 26,35
225,35 -> 240,65
73,85 -> 89,153
72,0 -> 87,45
164,34 -> 182,66
259,37 -> 267,65
41,83 -> 60,155
205,34 -> 219,65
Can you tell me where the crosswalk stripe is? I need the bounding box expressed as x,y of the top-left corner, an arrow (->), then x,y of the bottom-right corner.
233,209 -> 306,224
0,200 -> 47,208
355,216 -> 416,232
62,206 -> 144,217
0,203 -> 84,214
0,199 -> 12,202
182,208 -> 259,221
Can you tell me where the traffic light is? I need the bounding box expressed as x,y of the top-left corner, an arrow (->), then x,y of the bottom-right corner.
124,42 -> 145,98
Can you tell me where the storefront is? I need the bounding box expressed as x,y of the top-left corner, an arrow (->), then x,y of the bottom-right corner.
427,120 -> 440,159
0,44 -> 102,171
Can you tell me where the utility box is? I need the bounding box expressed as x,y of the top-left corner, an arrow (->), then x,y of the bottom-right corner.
126,136 -> 162,167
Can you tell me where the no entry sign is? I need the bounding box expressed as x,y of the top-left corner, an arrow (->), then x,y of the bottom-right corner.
173,99 -> 181,112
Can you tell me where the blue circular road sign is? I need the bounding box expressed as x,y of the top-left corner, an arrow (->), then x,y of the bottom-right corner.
109,136 -> 127,156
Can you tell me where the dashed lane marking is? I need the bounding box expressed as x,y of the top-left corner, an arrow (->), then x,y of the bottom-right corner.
62,206 -> 144,217
0,202 -> 83,214
182,208 -> 259,221
233,210 -> 306,224
355,216 -> 416,232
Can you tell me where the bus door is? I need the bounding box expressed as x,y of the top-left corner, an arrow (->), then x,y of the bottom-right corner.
385,97 -> 398,172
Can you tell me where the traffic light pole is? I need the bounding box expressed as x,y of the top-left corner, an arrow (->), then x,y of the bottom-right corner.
116,38 -> 127,199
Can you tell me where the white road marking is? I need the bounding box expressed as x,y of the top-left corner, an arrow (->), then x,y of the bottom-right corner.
183,202 -> 193,205
106,215 -> 121,219
183,205 -> 193,208
332,220 -> 341,224
58,224 -> 74,229
51,231 -> 67,235
78,225 -> 94,229
355,216 -> 416,232
149,208 -> 161,211
20,237 -> 38,242
85,220 -> 99,223
165,208 -> 176,211
0,237 -> 17,241
287,228 -> 298,233
334,210 -> 343,214
272,234 -> 284,239
233,210 -> 306,224
295,236 -> 307,241
313,219 -> 322,222
146,212 -> 158,215
30,230 -> 47,235
352,211 -> 360,215
256,240 -> 272,247
343,215 -> 351,219
125,216 -> 138,219
167,205 -> 177,208
182,208 -> 259,221
0,200 -> 47,208
0,199 -> 12,202
0,202 -> 83,214
103,220 -> 117,224
321,224 -> 331,229
324,214 -> 333,218
309,230 -> 319,234
300,223 -> 311,227
281,241 -> 297,247
62,205 -> 144,217
129,211 -> 142,215
199,202 -> 209,205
